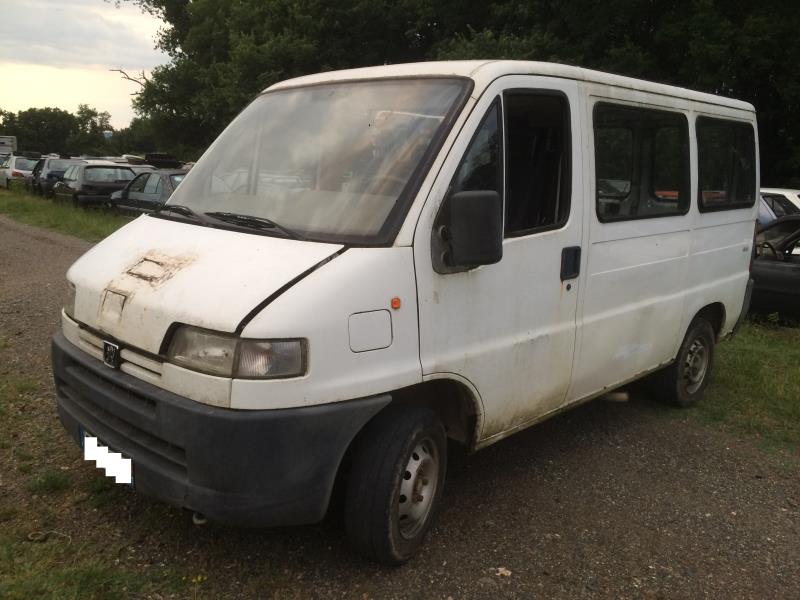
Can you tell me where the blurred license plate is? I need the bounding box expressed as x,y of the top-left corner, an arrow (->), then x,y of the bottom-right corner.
79,425 -> 134,487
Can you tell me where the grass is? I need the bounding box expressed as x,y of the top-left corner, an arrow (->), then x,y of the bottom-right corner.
695,321 -> 800,451
0,528 -> 173,600
29,470 -> 72,495
0,376 -> 39,418
0,187 -> 132,242
0,370 -> 186,599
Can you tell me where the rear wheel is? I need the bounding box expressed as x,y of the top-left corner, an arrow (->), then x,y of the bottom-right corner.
345,406 -> 447,565
653,318 -> 716,407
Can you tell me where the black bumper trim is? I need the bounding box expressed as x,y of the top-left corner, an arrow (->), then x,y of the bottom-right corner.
52,332 -> 391,526
732,278 -> 754,336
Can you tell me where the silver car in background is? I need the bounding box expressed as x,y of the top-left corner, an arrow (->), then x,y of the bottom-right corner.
0,155 -> 39,189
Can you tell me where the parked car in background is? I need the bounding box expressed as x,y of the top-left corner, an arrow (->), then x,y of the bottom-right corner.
761,188 -> 800,217
129,164 -> 156,175
758,195 -> 778,226
109,169 -> 188,211
145,152 -> 182,169
0,155 -> 40,189
751,215 -> 800,315
33,158 -> 86,197
52,161 -> 135,206
26,158 -> 45,192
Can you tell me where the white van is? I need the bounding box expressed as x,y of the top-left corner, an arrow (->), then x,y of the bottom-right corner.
52,61 -> 758,564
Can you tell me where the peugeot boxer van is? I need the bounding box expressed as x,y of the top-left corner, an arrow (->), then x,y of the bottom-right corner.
52,61 -> 757,564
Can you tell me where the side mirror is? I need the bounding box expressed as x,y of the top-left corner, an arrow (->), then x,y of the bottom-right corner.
433,190 -> 503,272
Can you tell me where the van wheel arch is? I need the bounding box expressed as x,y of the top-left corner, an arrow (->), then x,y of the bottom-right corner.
331,379 -> 480,509
385,379 -> 481,451
693,302 -> 726,341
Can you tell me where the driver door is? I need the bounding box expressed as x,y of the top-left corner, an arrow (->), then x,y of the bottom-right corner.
415,76 -> 585,444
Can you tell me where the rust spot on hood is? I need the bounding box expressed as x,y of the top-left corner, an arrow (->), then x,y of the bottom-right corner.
124,251 -> 196,286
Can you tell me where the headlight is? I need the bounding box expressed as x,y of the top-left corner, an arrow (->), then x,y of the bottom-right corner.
167,325 -> 306,379
64,281 -> 76,319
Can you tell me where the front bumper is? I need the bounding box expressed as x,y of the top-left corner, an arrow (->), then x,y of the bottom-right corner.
52,332 -> 390,526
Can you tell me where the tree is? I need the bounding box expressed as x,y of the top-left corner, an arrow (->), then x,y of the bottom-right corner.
0,107 -> 78,154
65,104 -> 114,155
122,0 -> 800,183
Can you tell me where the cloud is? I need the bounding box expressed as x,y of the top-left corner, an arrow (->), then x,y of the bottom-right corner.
0,0 -> 167,70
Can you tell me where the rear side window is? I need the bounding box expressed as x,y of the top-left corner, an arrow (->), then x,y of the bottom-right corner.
504,91 -> 571,236
15,157 -> 38,170
762,193 -> 799,217
594,103 -> 689,221
170,174 -> 185,187
697,117 -> 756,211
144,173 -> 161,194
128,173 -> 148,193
49,160 -> 74,171
85,167 -> 135,182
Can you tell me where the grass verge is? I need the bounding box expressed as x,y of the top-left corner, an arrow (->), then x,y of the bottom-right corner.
697,321 -> 800,452
0,373 -> 184,599
0,187 -> 131,242
0,529 -> 171,600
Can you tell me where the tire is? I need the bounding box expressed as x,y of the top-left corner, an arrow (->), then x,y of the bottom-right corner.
653,318 -> 716,407
72,195 -> 80,208
345,406 -> 447,565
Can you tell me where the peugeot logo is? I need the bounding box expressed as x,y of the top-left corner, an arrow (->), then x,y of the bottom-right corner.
103,341 -> 121,369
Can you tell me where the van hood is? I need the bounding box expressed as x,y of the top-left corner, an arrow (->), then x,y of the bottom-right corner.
68,215 -> 343,354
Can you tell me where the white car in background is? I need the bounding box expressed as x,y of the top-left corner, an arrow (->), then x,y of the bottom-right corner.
761,188 -> 800,215
0,155 -> 39,189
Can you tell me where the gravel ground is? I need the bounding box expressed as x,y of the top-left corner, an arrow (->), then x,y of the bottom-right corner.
1,214 -> 798,599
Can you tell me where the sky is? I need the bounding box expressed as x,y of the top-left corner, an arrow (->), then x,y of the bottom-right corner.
0,0 -> 168,128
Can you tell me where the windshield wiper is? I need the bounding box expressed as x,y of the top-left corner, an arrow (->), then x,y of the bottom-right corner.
154,204 -> 208,223
204,211 -> 305,240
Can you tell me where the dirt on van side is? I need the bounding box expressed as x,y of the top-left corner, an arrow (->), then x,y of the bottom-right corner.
1,214 -> 798,599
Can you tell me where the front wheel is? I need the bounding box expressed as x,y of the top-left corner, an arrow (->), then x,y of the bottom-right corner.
653,318 -> 716,407
345,406 -> 447,565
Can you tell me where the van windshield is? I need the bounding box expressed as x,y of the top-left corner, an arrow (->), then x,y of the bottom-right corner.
166,78 -> 468,244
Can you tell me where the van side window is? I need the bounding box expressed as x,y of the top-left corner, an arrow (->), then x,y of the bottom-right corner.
451,100 -> 502,196
504,92 -> 570,236
697,117 -> 756,211
594,103 -> 689,221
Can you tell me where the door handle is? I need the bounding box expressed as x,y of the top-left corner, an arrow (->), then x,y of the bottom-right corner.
560,246 -> 581,281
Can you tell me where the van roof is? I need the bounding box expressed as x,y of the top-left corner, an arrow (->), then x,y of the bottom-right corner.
266,60 -> 754,112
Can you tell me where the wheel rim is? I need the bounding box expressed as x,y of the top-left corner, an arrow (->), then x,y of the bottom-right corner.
683,337 -> 708,394
397,437 -> 439,539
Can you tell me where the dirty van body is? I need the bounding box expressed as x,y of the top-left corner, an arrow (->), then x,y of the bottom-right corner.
52,61 -> 758,565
